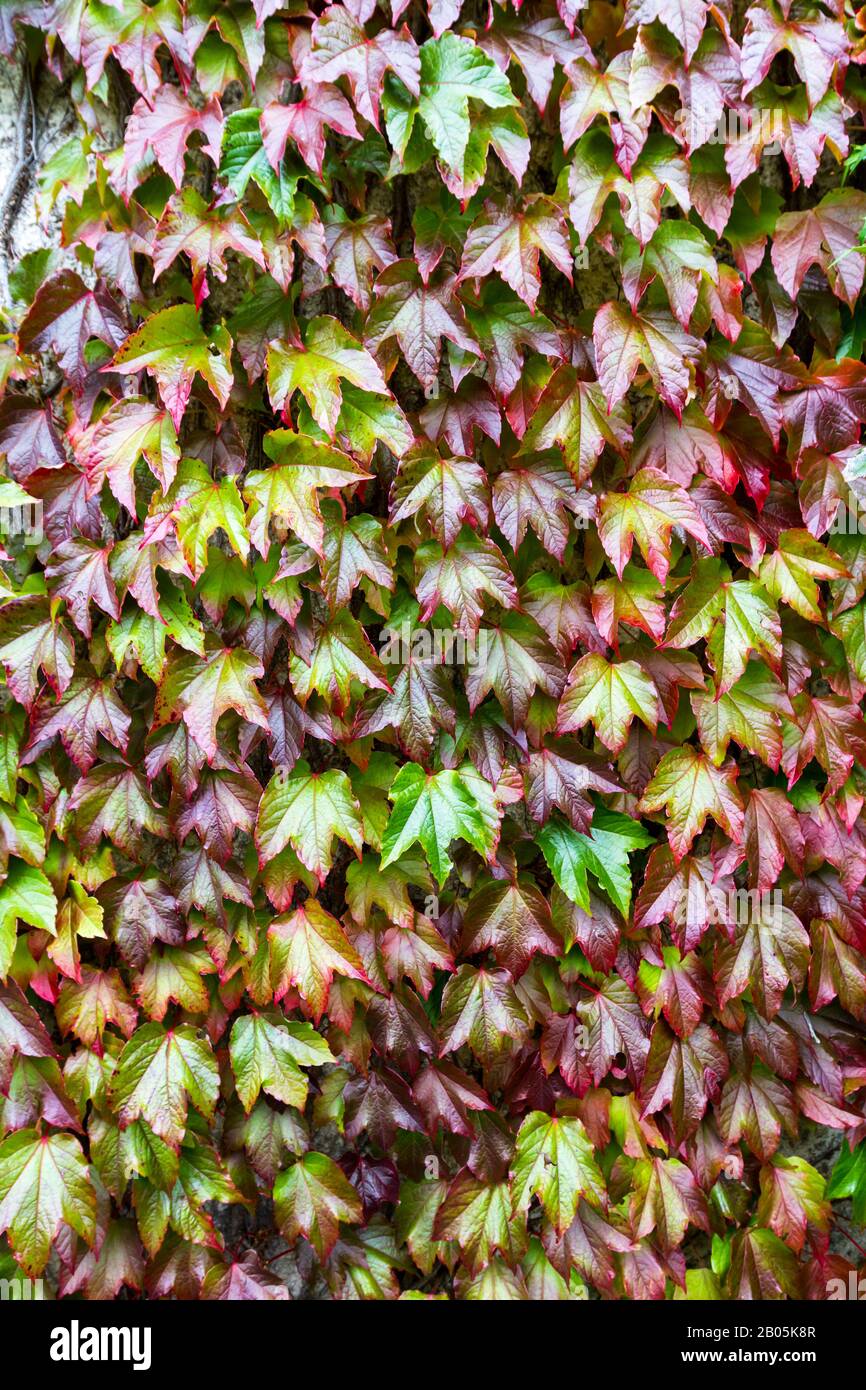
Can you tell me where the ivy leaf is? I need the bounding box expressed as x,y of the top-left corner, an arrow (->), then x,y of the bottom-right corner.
577,976 -> 649,1087
19,269 -> 126,391
299,8 -> 420,129
420,377 -> 501,456
519,366 -> 632,486
493,461 -> 583,561
77,399 -> 180,518
621,222 -> 719,329
629,1156 -> 710,1250
148,458 -> 249,581
268,898 -> 373,1023
524,744 -> 622,833
153,189 -> 265,307
0,598 -> 75,709
433,1168 -> 527,1273
741,6 -> 850,109
110,304 -> 233,432
0,982 -> 55,1092
592,566 -> 667,648
412,1061 -> 491,1139
639,747 -> 745,862
781,693 -> 866,795
758,529 -> 847,623
320,502 -> 393,611
45,538 -> 121,638
756,1156 -> 830,1253
160,645 -> 269,762
274,1152 -> 364,1260
66,762 -> 170,858
229,1012 -> 333,1113
323,208 -> 398,314
219,109 -> 306,224
135,941 -> 211,1022
691,667 -> 792,772
262,86 -> 361,179
117,84 -> 222,197
111,1023 -> 220,1150
743,787 -> 805,891
598,468 -> 710,583
809,918 -> 866,1022
0,395 -> 65,477
244,430 -> 372,557
462,875 -> 560,978
715,901 -> 810,1019
641,1020 -> 729,1143
438,965 -> 528,1065
623,0 -> 711,65
255,761 -> 364,882
355,645 -> 456,764
594,302 -> 701,417
365,261 -> 478,391
512,1112 -> 605,1234
389,444 -> 488,550
458,194 -> 572,311
664,557 -> 782,694
29,673 -> 130,773
412,32 -> 518,177
568,131 -> 690,249
718,1061 -> 797,1162
557,653 -> 658,755
0,1129 -> 96,1276
415,533 -> 518,638
771,189 -> 866,311
706,321 -> 806,447
0,862 -> 57,981
99,873 -> 184,970
380,763 -> 498,887
827,1141 -> 866,1224
727,1227 -> 802,1299
267,317 -> 390,437
201,1251 -> 289,1302
465,613 -> 564,728
337,383 -> 414,463
462,281 -> 562,398
290,611 -> 390,714
538,808 -> 653,917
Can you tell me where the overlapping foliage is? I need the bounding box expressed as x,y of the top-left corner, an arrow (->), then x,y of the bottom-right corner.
1,0 -> 866,1301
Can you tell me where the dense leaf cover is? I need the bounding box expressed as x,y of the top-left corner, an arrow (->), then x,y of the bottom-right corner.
1,0 -> 866,1302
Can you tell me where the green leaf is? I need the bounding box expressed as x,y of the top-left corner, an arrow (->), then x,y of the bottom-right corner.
220,109 -> 305,223
111,305 -> 233,432
274,1152 -> 363,1260
150,457 -> 249,581
0,861 -> 57,980
538,808 -> 652,917
159,645 -> 269,762
267,316 -> 389,437
0,1129 -> 96,1275
255,761 -> 365,883
416,34 -> 518,178
665,557 -> 782,695
638,745 -> 745,862
512,1111 -> 605,1234
557,653 -> 658,755
268,898 -> 373,1022
229,1012 -> 333,1113
827,1141 -> 866,1224
244,430 -> 372,556
380,763 -> 498,887
111,1023 -> 220,1149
